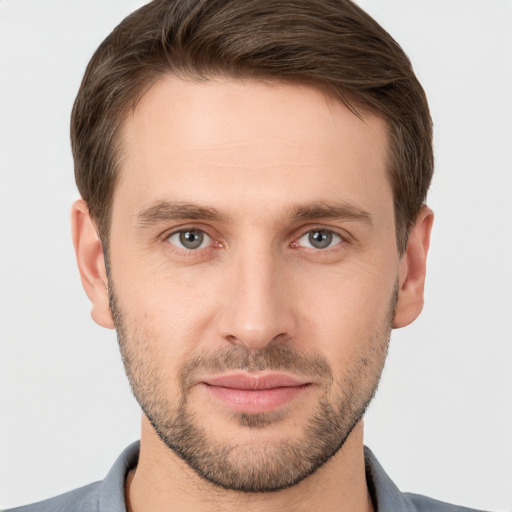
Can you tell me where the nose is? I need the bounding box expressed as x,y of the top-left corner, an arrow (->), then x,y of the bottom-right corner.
216,245 -> 296,350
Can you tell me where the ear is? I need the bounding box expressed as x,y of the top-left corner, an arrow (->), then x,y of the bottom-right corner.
71,199 -> 115,329
393,206 -> 434,329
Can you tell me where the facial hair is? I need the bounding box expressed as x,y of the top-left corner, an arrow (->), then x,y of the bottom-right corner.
109,285 -> 395,493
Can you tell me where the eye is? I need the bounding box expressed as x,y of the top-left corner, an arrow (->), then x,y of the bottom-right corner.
167,229 -> 212,250
296,229 -> 342,249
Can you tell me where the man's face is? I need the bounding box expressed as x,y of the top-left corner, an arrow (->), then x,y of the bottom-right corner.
106,77 -> 401,491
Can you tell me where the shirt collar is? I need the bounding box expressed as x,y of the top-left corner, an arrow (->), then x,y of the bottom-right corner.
97,442 -> 413,512
98,441 -> 139,512
364,446 -> 415,511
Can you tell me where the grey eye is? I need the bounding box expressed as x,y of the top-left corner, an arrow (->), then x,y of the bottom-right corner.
168,229 -> 210,250
298,230 -> 341,249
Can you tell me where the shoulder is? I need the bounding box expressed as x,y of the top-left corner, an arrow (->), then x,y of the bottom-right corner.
3,481 -> 101,512
4,441 -> 139,512
364,446 -> 491,512
404,492 -> 490,512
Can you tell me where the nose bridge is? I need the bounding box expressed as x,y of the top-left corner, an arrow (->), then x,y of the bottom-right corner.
218,238 -> 293,350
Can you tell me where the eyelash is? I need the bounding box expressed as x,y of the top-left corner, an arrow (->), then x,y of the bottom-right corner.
291,229 -> 344,251
163,226 -> 346,254
164,228 -> 222,255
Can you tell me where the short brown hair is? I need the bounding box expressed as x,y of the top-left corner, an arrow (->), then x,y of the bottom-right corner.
71,0 -> 433,253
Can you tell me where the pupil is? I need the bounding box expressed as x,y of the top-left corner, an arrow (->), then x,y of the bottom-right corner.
309,230 -> 332,249
180,230 -> 203,249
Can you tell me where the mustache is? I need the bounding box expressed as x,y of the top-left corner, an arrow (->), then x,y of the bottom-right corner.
179,344 -> 332,388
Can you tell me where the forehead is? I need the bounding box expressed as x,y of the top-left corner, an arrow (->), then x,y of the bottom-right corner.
115,75 -> 392,223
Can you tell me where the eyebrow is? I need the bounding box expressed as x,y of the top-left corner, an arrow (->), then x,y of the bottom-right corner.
136,200 -> 226,226
289,201 -> 373,225
135,199 -> 373,227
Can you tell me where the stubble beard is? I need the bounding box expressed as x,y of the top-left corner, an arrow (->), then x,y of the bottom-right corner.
109,287 -> 394,493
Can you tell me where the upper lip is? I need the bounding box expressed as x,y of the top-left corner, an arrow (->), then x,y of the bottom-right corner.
202,373 -> 310,390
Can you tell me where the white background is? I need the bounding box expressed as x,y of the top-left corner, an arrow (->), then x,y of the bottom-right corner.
0,1 -> 511,510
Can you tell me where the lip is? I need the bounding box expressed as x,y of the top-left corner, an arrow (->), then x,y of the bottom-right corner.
200,373 -> 312,414
203,373 -> 309,389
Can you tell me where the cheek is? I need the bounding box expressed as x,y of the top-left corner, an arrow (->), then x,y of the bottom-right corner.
111,260 -> 226,366
296,265 -> 395,362
114,247 -> 220,314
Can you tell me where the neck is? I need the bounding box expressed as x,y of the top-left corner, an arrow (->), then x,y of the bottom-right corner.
126,416 -> 373,512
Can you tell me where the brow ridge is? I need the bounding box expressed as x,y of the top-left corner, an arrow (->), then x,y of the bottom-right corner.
289,201 -> 373,225
135,199 -> 372,227
136,200 -> 226,226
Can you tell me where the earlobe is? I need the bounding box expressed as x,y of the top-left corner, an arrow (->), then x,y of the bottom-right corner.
393,206 -> 434,329
71,199 -> 115,329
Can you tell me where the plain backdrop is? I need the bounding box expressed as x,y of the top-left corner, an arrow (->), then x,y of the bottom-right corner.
0,0 -> 511,510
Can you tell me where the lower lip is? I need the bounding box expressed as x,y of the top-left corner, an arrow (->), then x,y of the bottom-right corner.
202,383 -> 310,414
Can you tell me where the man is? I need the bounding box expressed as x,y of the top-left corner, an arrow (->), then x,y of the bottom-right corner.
5,0 -> 492,511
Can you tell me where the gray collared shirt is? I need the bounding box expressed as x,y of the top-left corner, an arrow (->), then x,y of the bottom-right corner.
5,442 -> 489,511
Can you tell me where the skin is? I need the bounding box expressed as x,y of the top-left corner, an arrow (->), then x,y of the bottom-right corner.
72,76 -> 433,512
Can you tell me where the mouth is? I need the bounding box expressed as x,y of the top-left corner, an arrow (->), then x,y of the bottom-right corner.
200,373 -> 312,414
